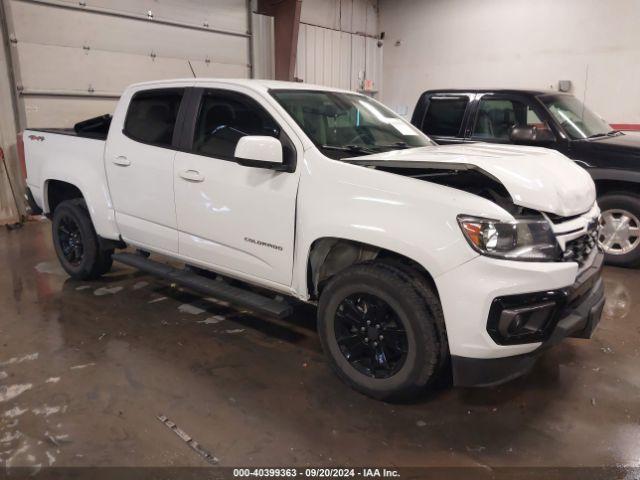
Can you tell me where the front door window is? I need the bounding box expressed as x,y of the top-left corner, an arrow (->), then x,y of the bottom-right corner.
472,97 -> 548,141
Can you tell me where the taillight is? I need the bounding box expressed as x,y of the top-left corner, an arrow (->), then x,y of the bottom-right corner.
17,132 -> 26,179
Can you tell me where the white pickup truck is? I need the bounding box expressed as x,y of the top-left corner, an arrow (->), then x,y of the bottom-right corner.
22,79 -> 605,399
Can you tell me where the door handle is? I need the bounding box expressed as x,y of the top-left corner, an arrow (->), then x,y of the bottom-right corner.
113,155 -> 131,167
179,169 -> 205,183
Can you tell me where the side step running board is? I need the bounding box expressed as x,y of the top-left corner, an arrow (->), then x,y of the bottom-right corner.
112,252 -> 293,318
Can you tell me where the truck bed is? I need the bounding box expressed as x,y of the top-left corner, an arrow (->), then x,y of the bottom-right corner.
24,126 -> 108,214
28,114 -> 112,141
28,127 -> 108,141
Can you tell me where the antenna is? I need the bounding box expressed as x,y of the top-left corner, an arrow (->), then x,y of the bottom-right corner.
188,60 -> 196,78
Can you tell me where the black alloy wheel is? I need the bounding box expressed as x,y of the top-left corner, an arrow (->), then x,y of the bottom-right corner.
52,199 -> 114,280
57,213 -> 85,266
334,293 -> 408,379
317,262 -> 448,400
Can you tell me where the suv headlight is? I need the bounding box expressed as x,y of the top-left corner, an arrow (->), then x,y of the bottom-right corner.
457,215 -> 560,261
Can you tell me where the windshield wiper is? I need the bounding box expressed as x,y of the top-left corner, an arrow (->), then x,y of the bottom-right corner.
585,131 -> 623,139
320,144 -> 377,155
371,142 -> 411,150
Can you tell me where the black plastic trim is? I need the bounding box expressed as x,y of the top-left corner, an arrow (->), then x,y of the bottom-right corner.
486,251 -> 603,345
487,291 -> 566,345
453,261 -> 605,387
112,252 -> 293,318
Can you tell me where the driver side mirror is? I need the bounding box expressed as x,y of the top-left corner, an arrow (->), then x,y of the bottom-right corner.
509,125 -> 556,145
234,136 -> 285,170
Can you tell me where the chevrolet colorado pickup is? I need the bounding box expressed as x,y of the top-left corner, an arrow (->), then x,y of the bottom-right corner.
22,79 -> 604,400
411,89 -> 640,267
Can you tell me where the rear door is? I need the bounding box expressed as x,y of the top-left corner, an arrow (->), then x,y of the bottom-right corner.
413,93 -> 475,144
105,85 -> 188,253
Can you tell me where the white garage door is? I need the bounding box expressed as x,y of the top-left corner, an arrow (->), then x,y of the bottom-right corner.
5,0 -> 250,127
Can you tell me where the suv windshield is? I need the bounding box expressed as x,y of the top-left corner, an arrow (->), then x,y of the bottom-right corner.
539,94 -> 615,140
270,90 -> 433,159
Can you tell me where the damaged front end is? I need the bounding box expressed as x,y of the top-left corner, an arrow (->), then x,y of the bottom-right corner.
344,157 -> 600,269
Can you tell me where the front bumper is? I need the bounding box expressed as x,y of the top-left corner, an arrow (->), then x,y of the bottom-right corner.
450,252 -> 605,387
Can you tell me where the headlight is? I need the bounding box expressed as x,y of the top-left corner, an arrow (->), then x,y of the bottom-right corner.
457,215 -> 560,261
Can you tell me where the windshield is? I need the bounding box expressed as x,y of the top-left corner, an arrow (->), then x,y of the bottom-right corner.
270,89 -> 433,159
539,94 -> 614,140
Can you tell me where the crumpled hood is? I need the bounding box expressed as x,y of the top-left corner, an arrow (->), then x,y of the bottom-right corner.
346,143 -> 596,217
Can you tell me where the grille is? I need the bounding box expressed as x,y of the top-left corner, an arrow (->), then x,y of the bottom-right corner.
546,211 -> 584,224
562,226 -> 599,266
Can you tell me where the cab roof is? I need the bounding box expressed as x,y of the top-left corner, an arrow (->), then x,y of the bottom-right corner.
128,78 -> 354,95
421,88 -> 566,97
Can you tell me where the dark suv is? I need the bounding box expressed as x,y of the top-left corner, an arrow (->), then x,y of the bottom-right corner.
411,89 -> 640,267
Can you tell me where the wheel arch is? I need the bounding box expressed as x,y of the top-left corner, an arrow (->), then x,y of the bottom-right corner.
42,175 -> 120,241
305,237 -> 440,301
44,179 -> 85,215
594,178 -> 640,198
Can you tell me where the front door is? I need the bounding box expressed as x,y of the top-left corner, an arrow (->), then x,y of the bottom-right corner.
468,93 -> 554,145
105,86 -> 186,253
173,86 -> 300,286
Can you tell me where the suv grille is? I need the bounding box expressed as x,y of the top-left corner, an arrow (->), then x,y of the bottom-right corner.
562,226 -> 598,266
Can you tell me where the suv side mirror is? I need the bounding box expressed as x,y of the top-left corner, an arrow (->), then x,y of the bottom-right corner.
234,136 -> 284,170
509,125 -> 556,145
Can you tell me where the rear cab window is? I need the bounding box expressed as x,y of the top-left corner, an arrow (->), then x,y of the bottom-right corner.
419,95 -> 470,137
124,88 -> 185,147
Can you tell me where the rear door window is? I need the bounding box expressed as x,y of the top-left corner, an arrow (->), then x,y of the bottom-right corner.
420,96 -> 469,137
124,89 -> 184,147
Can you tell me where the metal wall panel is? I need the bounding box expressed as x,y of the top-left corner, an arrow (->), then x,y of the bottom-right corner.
23,96 -> 119,128
296,23 -> 380,92
80,0 -> 247,33
6,0 -> 250,128
350,33 -> 365,89
12,2 -> 248,65
251,13 -> 274,80
16,43 -> 247,94
301,0 -> 377,36
364,36 -> 381,92
0,0 -> 24,223
296,0 -> 380,93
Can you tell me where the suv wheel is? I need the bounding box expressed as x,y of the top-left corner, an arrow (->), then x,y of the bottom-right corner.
52,199 -> 114,280
598,193 -> 640,267
317,262 -> 447,400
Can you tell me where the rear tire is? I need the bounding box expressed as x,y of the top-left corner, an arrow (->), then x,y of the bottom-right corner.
598,193 -> 640,268
317,262 -> 447,401
52,199 -> 113,280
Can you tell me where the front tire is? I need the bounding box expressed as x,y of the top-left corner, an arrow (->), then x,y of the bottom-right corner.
317,262 -> 447,400
52,199 -> 113,280
598,193 -> 640,268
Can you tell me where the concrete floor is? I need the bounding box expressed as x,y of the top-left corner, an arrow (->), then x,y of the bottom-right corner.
1,220 -> 639,473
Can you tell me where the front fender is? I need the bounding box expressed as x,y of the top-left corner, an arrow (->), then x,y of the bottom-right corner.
292,151 -> 510,297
